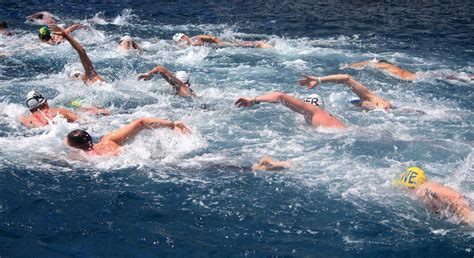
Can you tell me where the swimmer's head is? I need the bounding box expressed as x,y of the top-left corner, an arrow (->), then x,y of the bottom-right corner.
303,94 -> 325,108
173,33 -> 185,43
175,71 -> 189,84
26,90 -> 47,111
396,167 -> 428,189
66,129 -> 93,151
69,70 -> 83,80
38,26 -> 51,41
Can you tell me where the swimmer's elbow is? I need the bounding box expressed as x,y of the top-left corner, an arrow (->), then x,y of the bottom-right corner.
339,74 -> 353,82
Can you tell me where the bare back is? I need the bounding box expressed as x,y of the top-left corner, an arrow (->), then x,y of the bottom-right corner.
21,108 -> 68,127
415,181 -> 473,223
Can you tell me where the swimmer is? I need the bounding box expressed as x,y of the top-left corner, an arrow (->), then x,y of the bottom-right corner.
49,24 -> 104,84
26,11 -> 58,25
343,59 -> 474,82
138,66 -> 197,97
65,118 -> 191,156
252,156 -> 292,172
172,33 -> 272,48
118,35 -> 140,51
234,92 -> 346,129
299,74 -> 393,110
0,21 -> 13,36
20,90 -> 110,128
38,23 -> 86,45
395,167 -> 474,225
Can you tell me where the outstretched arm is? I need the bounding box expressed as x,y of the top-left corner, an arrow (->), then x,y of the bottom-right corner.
138,66 -> 195,97
57,108 -> 81,122
195,35 -> 223,44
252,156 -> 292,171
343,60 -> 417,80
50,24 -> 102,82
235,92 -> 317,117
299,74 -> 393,110
79,106 -> 111,116
299,74 -> 373,101
341,61 -> 370,69
103,118 -> 191,146
64,23 -> 86,34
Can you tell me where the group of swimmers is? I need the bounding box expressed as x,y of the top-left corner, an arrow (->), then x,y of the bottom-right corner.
3,11 -> 473,225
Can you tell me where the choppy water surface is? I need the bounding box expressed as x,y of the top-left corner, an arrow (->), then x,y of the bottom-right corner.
0,1 -> 473,257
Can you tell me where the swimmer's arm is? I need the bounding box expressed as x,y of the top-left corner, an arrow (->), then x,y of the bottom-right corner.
79,106 -> 111,116
310,74 -> 375,102
195,35 -> 222,44
50,25 -> 99,81
104,118 -> 190,145
58,108 -> 80,122
252,156 -> 292,171
235,92 -> 317,116
341,61 -> 370,69
138,66 -> 195,97
64,23 -> 86,34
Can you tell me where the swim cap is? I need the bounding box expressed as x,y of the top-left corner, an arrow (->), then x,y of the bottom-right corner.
175,71 -> 189,83
173,33 -> 185,42
303,94 -> 325,108
38,26 -> 51,41
67,129 -> 93,151
396,167 -> 427,189
70,98 -> 82,108
349,97 -> 361,104
26,90 -> 47,110
69,70 -> 83,79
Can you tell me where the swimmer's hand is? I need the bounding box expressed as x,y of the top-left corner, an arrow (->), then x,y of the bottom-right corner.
50,24 -> 66,36
298,75 -> 320,89
138,73 -> 153,81
234,97 -> 256,108
172,121 -> 192,134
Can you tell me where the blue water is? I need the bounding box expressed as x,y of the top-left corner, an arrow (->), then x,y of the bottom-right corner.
1,1 -> 473,257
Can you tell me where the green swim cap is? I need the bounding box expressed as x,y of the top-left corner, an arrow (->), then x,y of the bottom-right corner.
38,26 -> 51,41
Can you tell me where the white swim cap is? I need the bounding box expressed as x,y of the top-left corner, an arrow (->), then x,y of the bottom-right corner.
120,35 -> 132,42
175,71 -> 189,83
303,94 -> 325,108
70,70 -> 83,79
26,90 -> 47,110
173,33 -> 185,42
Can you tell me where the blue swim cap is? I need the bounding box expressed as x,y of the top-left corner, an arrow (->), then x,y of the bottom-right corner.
349,97 -> 361,104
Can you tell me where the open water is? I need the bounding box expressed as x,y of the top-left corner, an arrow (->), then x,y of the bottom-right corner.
0,1 -> 473,257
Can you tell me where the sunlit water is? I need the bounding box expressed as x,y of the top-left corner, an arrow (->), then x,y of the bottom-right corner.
0,1 -> 473,256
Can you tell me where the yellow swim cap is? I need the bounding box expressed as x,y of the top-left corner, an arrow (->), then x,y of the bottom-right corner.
70,98 -> 82,108
396,167 -> 427,189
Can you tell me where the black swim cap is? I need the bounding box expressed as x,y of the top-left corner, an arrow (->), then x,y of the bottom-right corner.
67,129 -> 93,151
